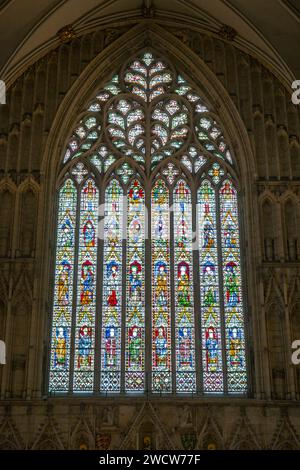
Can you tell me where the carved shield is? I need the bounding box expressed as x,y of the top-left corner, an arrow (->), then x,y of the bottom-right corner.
181,432 -> 196,450
96,433 -> 111,450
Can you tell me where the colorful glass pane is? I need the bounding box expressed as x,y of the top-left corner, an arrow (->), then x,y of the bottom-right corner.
73,179 -> 99,391
151,180 -> 172,392
198,180 -> 223,392
100,179 -> 123,392
174,180 -> 196,392
49,179 -> 77,392
125,180 -> 145,391
220,179 -> 247,392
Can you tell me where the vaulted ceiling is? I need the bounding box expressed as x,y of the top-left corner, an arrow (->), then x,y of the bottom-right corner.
0,0 -> 299,86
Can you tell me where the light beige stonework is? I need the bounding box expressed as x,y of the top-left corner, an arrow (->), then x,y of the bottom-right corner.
0,19 -> 300,450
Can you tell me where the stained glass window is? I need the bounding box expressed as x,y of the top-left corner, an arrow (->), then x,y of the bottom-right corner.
50,50 -> 248,395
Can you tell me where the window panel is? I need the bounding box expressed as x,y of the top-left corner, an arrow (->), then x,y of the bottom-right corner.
174,180 -> 196,392
49,179 -> 77,392
73,179 -> 99,391
151,180 -> 172,392
125,180 -> 145,391
198,180 -> 224,392
220,179 -> 247,393
100,179 -> 123,392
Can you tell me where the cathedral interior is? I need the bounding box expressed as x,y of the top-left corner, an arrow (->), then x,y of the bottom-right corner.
0,0 -> 300,451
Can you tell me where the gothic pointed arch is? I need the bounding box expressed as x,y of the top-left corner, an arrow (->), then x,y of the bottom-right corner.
45,28 -> 251,396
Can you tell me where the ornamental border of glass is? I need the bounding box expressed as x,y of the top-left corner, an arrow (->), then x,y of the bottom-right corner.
48,49 -> 248,395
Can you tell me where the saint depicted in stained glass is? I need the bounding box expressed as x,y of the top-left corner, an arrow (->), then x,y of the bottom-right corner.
178,327 -> 192,368
105,326 -> 117,368
107,289 -> 118,306
224,261 -> 240,307
77,326 -> 92,368
83,219 -> 95,247
203,285 -> 217,307
60,215 -> 73,247
228,327 -> 243,369
57,260 -> 71,305
129,261 -> 142,301
128,326 -> 142,367
83,179 -> 97,210
80,260 -> 94,305
205,327 -> 219,372
178,262 -> 190,307
154,326 -> 168,368
54,327 -> 67,368
107,260 -> 119,282
155,261 -> 168,307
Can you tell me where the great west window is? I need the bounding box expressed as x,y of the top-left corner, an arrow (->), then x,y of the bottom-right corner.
49,51 -> 247,395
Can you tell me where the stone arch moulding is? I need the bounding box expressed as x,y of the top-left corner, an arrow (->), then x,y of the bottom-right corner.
36,22 -> 259,398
